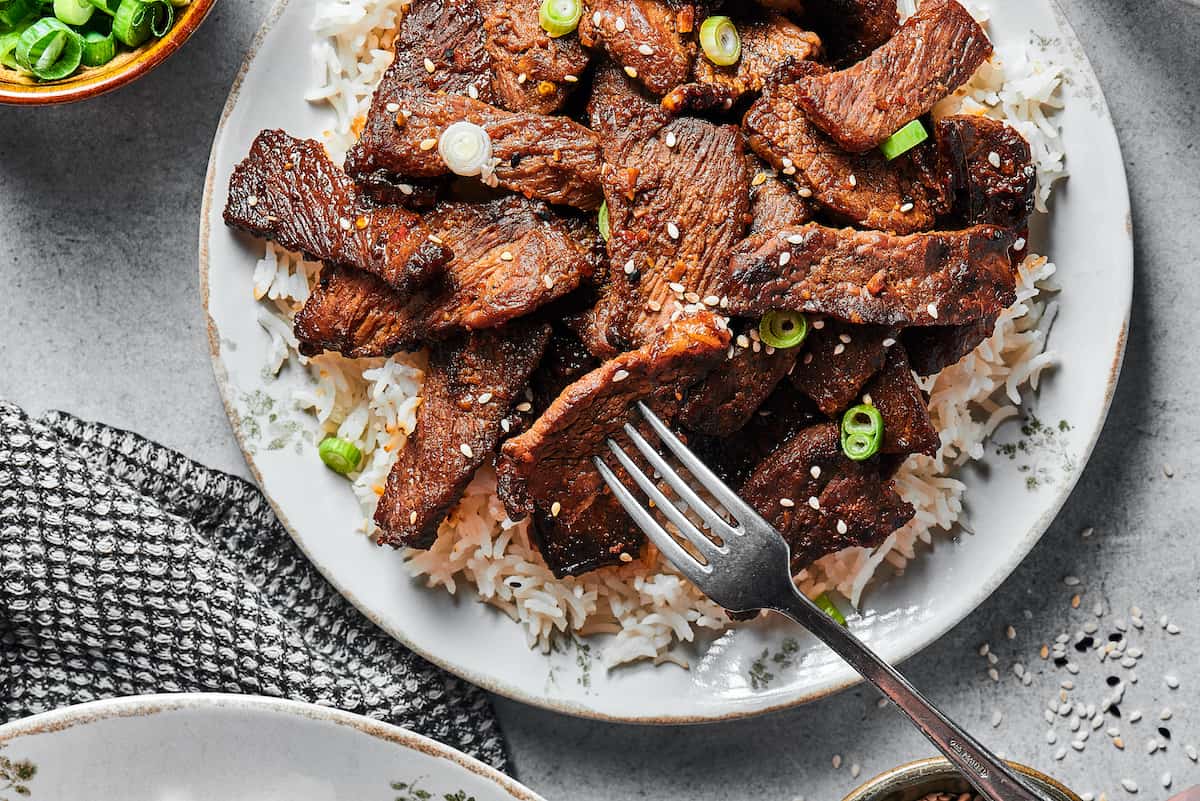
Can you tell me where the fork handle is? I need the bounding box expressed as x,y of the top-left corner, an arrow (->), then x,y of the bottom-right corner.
772,589 -> 1047,801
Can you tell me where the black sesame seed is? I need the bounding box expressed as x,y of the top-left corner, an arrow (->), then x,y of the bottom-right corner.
627,269 -> 641,283
1054,657 -> 1069,667
1110,705 -> 1121,718
1075,636 -> 1094,652
510,153 -> 522,168
1159,727 -> 1171,740
1106,676 -> 1120,686
1109,633 -> 1124,642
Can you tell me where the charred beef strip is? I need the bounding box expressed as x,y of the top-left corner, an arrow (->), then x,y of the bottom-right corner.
662,12 -> 822,113
584,64 -> 749,351
900,317 -> 996,376
794,0 -> 992,153
863,343 -> 940,457
294,266 -> 424,357
740,421 -> 914,570
224,130 -> 451,294
801,0 -> 899,66
345,90 -> 604,210
293,197 -> 598,358
530,327 -> 602,413
374,320 -> 551,548
419,197 -> 599,333
747,158 -> 815,239
578,0 -> 702,96
789,319 -> 896,415
744,62 -> 942,234
480,0 -> 592,115
498,313 -> 730,576
678,330 -> 798,437
724,222 -> 1017,328
936,114 -> 1036,229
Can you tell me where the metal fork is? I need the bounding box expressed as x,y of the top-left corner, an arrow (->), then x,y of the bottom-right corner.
593,402 -> 1046,801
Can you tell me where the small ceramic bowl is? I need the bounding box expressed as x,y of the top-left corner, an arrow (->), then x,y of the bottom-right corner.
0,0 -> 216,106
843,758 -> 1080,801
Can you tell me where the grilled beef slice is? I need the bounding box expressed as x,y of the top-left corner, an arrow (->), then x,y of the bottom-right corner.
936,115 -> 1036,229
497,313 -> 730,576
863,344 -> 940,457
740,421 -> 914,570
801,0 -> 899,66
747,159 -> 814,239
294,266 -> 423,357
530,327 -> 602,413
900,317 -> 996,376
678,328 -> 798,437
293,198 -> 598,357
723,223 -> 1017,327
744,63 -> 941,234
345,90 -> 604,210
224,130 -> 451,294
794,0 -> 992,153
374,320 -> 551,548
584,64 -> 749,350
662,12 -> 822,112
577,0 -> 701,96
788,319 -> 896,415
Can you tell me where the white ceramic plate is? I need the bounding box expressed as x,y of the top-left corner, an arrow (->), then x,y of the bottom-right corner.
0,694 -> 542,801
199,0 -> 1132,722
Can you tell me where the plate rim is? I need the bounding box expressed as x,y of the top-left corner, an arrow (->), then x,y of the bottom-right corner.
197,0 -> 1133,724
0,693 -> 544,801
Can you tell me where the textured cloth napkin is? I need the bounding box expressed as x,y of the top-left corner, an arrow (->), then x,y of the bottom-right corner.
0,400 -> 508,771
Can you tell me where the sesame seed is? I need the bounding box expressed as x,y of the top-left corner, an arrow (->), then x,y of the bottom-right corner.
684,291 -> 700,303
500,419 -> 511,433
551,501 -> 561,517
786,233 -> 805,244
1167,622 -> 1181,634
736,335 -> 750,348
1114,737 -> 1125,749
833,344 -> 846,355
988,151 -> 1002,168
899,202 -> 915,213
1130,710 -> 1143,722
612,369 -> 630,382
637,43 -> 653,55
669,282 -> 685,294
1162,774 -> 1172,790
752,172 -> 768,186
1185,744 -> 1198,761
1046,730 -> 1057,744
667,221 -> 680,239
927,302 -> 939,319
386,102 -> 400,113
1146,740 -> 1158,755
517,72 -> 528,85
1160,613 -> 1170,628
477,392 -> 493,404
515,402 -> 532,412
703,295 -> 720,306
1054,747 -> 1066,761
419,138 -> 437,151
1165,675 -> 1180,689
647,300 -> 662,312
623,260 -> 635,274
398,183 -> 414,195
409,510 -> 418,524
780,498 -> 795,508
1072,740 -> 1085,751
1120,779 -> 1137,794
798,187 -> 813,198
459,443 -> 474,458
831,754 -> 842,769
850,764 -> 860,779
810,466 -> 821,479
624,65 -> 638,78
848,174 -> 857,187
467,84 -> 479,99
592,10 -> 601,25
500,250 -> 514,261
339,217 -> 352,231
424,58 -> 436,73
779,252 -> 791,266
803,353 -> 813,364
838,333 -> 852,344
614,16 -> 626,31
882,337 -> 896,347
563,74 -> 578,83
808,496 -> 820,510
619,552 -> 633,563
1015,236 -> 1027,250
836,519 -> 848,535
247,196 -> 259,207
665,130 -> 677,148
542,274 -> 554,288
1064,575 -> 1081,586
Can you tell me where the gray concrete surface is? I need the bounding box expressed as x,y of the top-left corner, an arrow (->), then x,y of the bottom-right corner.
2,2 -> 1199,799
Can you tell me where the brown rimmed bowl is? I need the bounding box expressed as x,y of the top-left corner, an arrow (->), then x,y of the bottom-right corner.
843,758 -> 1081,801
0,0 -> 216,106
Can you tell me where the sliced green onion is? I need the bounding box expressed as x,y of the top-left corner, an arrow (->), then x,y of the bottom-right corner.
759,310 -> 808,349
54,0 -> 94,26
0,30 -> 23,69
15,18 -> 82,80
538,0 -> 580,38
145,0 -> 172,36
597,200 -> 610,241
318,437 -> 362,475
841,403 -> 884,462
880,119 -> 929,161
86,0 -> 122,14
80,29 -> 114,65
112,0 -> 155,46
815,593 -> 848,626
437,120 -> 494,177
699,15 -> 740,66
0,0 -> 38,27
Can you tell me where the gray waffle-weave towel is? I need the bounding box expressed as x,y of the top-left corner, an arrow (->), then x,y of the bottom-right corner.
0,400 -> 508,771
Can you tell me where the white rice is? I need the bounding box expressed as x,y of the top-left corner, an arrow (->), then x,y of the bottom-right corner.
247,0 -> 1068,667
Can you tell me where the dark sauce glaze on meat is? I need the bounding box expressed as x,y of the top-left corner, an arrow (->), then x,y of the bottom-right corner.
225,0 -> 1038,579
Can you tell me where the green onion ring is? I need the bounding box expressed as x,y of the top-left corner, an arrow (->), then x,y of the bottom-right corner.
146,0 -> 172,37
80,29 -> 115,66
758,310 -> 808,350
86,0 -> 122,15
15,18 -> 83,80
840,403 -> 884,462
699,15 -> 740,66
0,0 -> 38,27
880,119 -> 929,161
538,0 -> 581,38
53,0 -> 94,26
318,436 -> 363,475
597,200 -> 610,242
815,593 -> 848,626
113,0 -> 152,46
